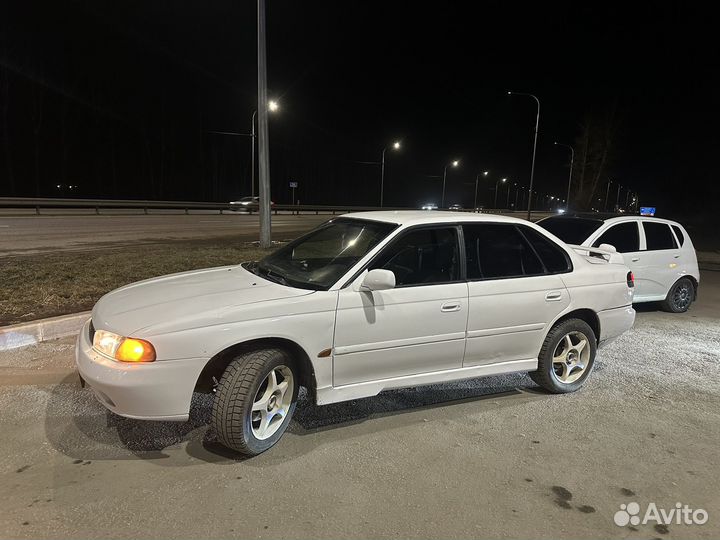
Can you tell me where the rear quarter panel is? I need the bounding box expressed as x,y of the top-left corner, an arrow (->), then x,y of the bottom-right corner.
560,253 -> 634,313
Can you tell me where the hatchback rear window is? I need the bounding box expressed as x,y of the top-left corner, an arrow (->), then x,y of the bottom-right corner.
537,217 -> 604,245
671,225 -> 685,246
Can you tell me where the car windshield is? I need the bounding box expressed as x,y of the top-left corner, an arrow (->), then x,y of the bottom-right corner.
247,218 -> 397,290
537,217 -> 604,245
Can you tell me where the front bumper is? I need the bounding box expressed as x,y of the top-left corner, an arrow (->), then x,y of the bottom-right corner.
75,320 -> 206,421
597,305 -> 636,347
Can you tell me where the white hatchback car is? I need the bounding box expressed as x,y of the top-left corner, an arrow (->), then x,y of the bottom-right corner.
76,211 -> 635,455
538,215 -> 699,312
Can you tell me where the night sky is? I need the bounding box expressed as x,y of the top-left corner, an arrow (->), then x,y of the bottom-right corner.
1,1 -> 717,216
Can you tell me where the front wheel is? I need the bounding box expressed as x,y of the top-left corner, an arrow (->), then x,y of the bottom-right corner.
530,319 -> 597,393
661,277 -> 694,313
211,349 -> 298,456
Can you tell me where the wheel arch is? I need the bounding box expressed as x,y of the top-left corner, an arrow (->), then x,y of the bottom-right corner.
194,337 -> 317,399
551,308 -> 601,343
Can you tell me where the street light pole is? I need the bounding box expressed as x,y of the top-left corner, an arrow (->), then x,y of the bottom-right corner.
441,160 -> 459,208
605,180 -> 612,212
508,91 -> 540,220
257,0 -> 271,248
474,171 -> 488,210
251,110 -> 257,199
507,182 -> 516,208
616,183 -> 622,212
554,142 -> 575,209
380,141 -> 401,207
494,178 -> 507,208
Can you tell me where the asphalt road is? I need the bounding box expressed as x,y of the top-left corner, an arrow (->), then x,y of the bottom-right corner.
0,213 -> 332,256
0,210 -> 554,257
1,272 -> 718,539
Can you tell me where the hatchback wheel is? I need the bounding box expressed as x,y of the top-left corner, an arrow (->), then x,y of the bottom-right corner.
661,277 -> 694,313
530,319 -> 597,393
212,348 -> 298,456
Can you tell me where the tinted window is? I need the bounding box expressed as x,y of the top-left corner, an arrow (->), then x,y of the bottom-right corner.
671,225 -> 685,246
521,226 -> 572,273
371,227 -> 459,286
463,224 -> 544,279
643,222 -> 678,250
592,222 -> 640,253
537,217 -> 604,245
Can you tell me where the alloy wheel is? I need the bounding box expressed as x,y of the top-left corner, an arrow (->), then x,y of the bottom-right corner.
551,331 -> 591,384
250,365 -> 294,440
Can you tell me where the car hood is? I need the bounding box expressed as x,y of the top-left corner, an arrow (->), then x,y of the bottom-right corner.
91,265 -> 313,336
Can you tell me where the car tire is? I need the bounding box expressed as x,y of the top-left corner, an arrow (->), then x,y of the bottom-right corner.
211,348 -> 298,456
660,277 -> 694,313
529,319 -> 597,394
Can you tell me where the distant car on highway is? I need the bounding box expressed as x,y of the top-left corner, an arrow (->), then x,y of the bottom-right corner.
229,196 -> 275,211
421,203 -> 438,210
449,203 -> 463,211
77,211 -> 635,456
537,214 -> 699,312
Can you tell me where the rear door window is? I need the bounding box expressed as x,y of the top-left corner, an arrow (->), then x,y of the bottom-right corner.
463,224 -> 544,279
643,222 -> 678,250
520,226 -> 572,273
592,222 -> 640,253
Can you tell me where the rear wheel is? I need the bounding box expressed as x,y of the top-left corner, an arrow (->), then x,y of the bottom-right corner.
660,277 -> 694,313
211,348 -> 298,456
530,319 -> 597,393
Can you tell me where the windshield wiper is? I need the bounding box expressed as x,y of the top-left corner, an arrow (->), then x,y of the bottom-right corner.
256,264 -> 290,287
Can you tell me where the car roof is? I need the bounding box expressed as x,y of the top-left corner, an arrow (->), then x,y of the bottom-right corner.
339,210 -> 527,226
542,213 -> 683,227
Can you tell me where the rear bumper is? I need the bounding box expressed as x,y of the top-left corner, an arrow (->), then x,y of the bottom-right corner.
75,319 -> 206,421
597,305 -> 635,347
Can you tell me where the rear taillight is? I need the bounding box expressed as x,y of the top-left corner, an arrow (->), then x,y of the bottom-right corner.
627,271 -> 635,288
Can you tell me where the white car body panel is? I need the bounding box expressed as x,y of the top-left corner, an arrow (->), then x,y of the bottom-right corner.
76,211 -> 635,420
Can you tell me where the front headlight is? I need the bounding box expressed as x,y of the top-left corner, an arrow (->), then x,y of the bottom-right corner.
93,330 -> 156,362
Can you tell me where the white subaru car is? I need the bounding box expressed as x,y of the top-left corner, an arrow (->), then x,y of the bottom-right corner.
76,211 -> 635,455
538,215 -> 699,312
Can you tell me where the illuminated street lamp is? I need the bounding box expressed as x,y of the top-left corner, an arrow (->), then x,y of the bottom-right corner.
251,99 -> 280,198
494,177 -> 507,208
441,160 -> 460,208
474,170 -> 489,210
508,91 -> 540,219
380,140 -> 402,207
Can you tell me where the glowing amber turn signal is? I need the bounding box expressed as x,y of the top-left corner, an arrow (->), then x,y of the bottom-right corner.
115,338 -> 156,362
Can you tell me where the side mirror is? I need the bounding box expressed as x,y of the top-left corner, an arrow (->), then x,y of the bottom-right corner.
360,269 -> 396,291
598,243 -> 617,253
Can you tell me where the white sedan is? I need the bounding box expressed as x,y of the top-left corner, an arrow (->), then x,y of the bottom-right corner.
76,211 -> 635,455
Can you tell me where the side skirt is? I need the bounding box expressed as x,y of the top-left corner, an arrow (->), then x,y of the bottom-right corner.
315,358 -> 537,405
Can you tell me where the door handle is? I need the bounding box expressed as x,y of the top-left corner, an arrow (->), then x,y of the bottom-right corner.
631,257 -> 640,262
545,291 -> 562,302
441,302 -> 461,312
673,255 -> 680,259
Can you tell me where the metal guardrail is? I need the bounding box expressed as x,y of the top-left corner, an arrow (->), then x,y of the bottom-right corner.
0,197 -> 528,216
